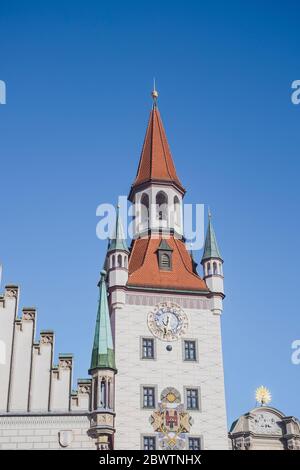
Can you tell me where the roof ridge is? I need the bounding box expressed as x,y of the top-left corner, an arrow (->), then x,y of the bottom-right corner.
156,108 -> 174,182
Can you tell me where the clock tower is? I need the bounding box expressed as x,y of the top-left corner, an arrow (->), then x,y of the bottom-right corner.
101,88 -> 228,450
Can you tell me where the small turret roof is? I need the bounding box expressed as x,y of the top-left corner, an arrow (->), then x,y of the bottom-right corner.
201,212 -> 222,262
90,270 -> 116,371
108,205 -> 129,253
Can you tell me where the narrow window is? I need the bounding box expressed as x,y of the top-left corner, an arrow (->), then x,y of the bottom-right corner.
100,379 -> 106,408
142,338 -> 154,359
112,255 -> 116,268
156,191 -> 168,223
143,436 -> 156,450
213,261 -> 217,275
143,387 -> 155,408
207,263 -> 211,275
188,437 -> 201,450
174,195 -> 181,227
117,254 -> 122,267
93,378 -> 98,410
107,380 -> 111,409
184,340 -> 197,361
186,388 -> 199,410
141,193 -> 150,228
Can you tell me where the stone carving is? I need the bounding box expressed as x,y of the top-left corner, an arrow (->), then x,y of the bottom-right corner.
5,286 -> 18,298
250,411 -> 282,435
22,310 -> 36,321
78,385 -> 90,394
98,414 -> 113,425
58,430 -> 73,448
40,334 -> 53,344
59,359 -> 72,370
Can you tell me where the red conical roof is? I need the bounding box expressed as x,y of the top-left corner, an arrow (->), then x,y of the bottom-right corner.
129,106 -> 185,199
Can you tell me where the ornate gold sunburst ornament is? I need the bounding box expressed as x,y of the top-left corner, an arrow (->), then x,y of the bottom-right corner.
255,386 -> 272,406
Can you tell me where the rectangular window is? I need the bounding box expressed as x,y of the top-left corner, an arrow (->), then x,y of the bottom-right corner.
186,388 -> 199,410
143,436 -> 156,450
143,387 -> 155,408
188,437 -> 201,450
184,340 -> 197,361
142,338 -> 155,359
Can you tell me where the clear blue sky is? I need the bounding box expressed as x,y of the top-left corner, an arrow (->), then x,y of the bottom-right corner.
1,0 -> 299,427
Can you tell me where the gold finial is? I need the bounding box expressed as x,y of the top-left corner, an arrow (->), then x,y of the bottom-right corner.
255,386 -> 272,406
151,78 -> 158,104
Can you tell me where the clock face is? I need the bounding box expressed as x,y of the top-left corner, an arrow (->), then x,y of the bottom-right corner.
147,302 -> 188,341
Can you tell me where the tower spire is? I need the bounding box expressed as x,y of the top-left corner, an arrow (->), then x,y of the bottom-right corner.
108,205 -> 129,253
129,100 -> 185,200
151,78 -> 158,107
90,270 -> 115,370
201,210 -> 222,262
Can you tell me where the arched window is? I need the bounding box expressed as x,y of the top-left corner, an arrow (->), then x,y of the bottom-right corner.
117,254 -> 122,267
156,191 -> 168,223
174,196 -> 181,227
141,193 -> 150,228
161,253 -> 170,269
93,378 -> 98,410
107,380 -> 111,409
213,262 -> 218,275
207,263 -> 211,275
112,255 -> 116,268
100,378 -> 106,408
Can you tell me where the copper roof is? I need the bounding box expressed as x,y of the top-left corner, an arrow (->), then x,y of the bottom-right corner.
129,107 -> 185,199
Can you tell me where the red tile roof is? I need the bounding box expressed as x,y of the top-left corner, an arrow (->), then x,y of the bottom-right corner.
127,236 -> 208,292
129,107 -> 185,199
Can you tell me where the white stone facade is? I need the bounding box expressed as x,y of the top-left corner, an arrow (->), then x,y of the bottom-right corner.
0,415 -> 94,450
0,286 -> 93,449
113,291 -> 228,450
229,407 -> 300,450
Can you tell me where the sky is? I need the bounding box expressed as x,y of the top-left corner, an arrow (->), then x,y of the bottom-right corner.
0,0 -> 300,427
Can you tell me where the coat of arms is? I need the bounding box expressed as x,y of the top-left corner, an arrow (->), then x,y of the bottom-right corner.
150,387 -> 193,449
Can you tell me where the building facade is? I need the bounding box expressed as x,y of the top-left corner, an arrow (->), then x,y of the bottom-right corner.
0,92 -> 228,450
229,406 -> 300,450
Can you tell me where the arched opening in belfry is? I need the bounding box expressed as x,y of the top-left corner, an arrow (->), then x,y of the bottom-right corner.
140,193 -> 150,228
117,254 -> 122,267
207,262 -> 211,275
156,191 -> 168,224
213,262 -> 218,275
174,195 -> 181,227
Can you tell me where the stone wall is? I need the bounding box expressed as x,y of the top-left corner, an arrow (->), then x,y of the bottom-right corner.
114,290 -> 228,450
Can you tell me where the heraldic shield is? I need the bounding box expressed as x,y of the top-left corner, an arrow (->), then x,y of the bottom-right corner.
150,387 -> 193,450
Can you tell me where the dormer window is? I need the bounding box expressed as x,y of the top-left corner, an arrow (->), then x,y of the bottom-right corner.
157,239 -> 173,271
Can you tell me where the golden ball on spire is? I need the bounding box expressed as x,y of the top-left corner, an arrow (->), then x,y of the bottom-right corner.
151,89 -> 158,100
